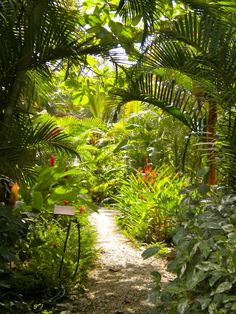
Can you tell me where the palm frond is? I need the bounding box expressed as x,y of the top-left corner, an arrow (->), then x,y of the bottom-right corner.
140,12 -> 236,106
0,114 -> 78,183
0,0 -> 115,121
166,12 -> 236,84
114,72 -> 207,131
20,69 -> 52,112
181,0 -> 236,21
117,0 -> 165,43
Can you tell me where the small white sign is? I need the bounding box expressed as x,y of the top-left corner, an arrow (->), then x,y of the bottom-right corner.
54,205 -> 75,216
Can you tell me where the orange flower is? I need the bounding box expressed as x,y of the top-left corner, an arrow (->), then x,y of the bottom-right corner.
141,158 -> 157,184
79,207 -> 85,214
8,182 -> 20,207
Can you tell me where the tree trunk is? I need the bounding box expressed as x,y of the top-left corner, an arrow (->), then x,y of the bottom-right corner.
207,102 -> 217,185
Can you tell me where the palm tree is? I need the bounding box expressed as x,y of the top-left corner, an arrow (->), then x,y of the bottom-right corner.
115,0 -> 236,187
0,0 -> 113,183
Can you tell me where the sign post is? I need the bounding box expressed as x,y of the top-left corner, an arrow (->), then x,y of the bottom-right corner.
54,205 -> 75,278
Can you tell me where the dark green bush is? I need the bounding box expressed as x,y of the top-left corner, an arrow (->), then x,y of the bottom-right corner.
0,204 -> 29,282
0,211 -> 97,313
152,191 -> 236,313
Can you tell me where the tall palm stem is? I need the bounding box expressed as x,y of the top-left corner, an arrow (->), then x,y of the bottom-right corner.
207,102 -> 217,185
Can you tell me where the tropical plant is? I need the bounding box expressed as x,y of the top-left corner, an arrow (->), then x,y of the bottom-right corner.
0,0 -> 119,185
0,208 -> 97,314
115,164 -> 188,243
0,0 -> 115,120
0,115 -> 79,184
145,190 -> 236,314
115,0 -> 236,188
114,107 -> 201,175
0,155 -> 97,313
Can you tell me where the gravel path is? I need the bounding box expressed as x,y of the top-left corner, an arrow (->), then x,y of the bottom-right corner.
69,209 -> 174,314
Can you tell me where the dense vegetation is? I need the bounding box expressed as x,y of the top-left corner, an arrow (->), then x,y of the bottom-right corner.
0,0 -> 235,313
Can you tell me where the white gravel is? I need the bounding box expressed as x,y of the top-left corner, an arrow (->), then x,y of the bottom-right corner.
68,209 -> 174,314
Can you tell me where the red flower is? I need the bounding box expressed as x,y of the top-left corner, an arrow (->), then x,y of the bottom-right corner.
63,199 -> 70,205
50,154 -> 55,167
79,207 -> 85,214
159,224 -> 165,229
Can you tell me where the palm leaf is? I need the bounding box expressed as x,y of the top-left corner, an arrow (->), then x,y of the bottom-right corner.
140,11 -> 236,105
0,0 -> 114,121
139,34 -> 235,105
117,0 -> 165,43
114,72 -> 207,131
0,114 -> 78,183
167,12 -> 236,83
181,0 -> 236,20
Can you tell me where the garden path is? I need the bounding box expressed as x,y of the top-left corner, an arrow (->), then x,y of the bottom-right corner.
68,208 -> 174,314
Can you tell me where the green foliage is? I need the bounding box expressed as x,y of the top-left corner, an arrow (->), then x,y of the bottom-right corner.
1,0 -> 236,312
20,160 -> 96,213
53,115 -> 129,204
116,109 -> 201,175
0,157 -> 97,313
0,115 -> 78,184
0,205 -> 29,277
115,165 -> 188,242
11,214 -> 96,298
141,244 -> 169,260
114,72 -> 207,131
115,0 -> 236,191
151,191 -> 236,313
0,210 -> 96,313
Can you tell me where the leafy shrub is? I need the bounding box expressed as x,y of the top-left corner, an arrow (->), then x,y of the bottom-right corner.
0,204 -> 30,283
115,165 -> 187,243
151,191 -> 236,313
0,161 -> 97,313
20,162 -> 95,213
12,213 -> 96,296
0,209 -> 96,313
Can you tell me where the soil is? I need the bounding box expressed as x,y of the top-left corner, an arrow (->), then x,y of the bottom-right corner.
58,208 -> 174,314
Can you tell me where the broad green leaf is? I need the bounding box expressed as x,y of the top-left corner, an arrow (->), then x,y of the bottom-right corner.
221,224 -> 235,233
53,186 -> 67,195
196,296 -> 211,310
177,300 -> 189,314
199,182 -> 210,195
197,167 -> 210,177
196,261 -> 214,272
186,269 -> 208,289
215,282 -> 232,294
222,295 -> 236,303
151,271 -> 162,285
199,240 -> 211,258
142,245 -> 161,260
209,273 -> 222,287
